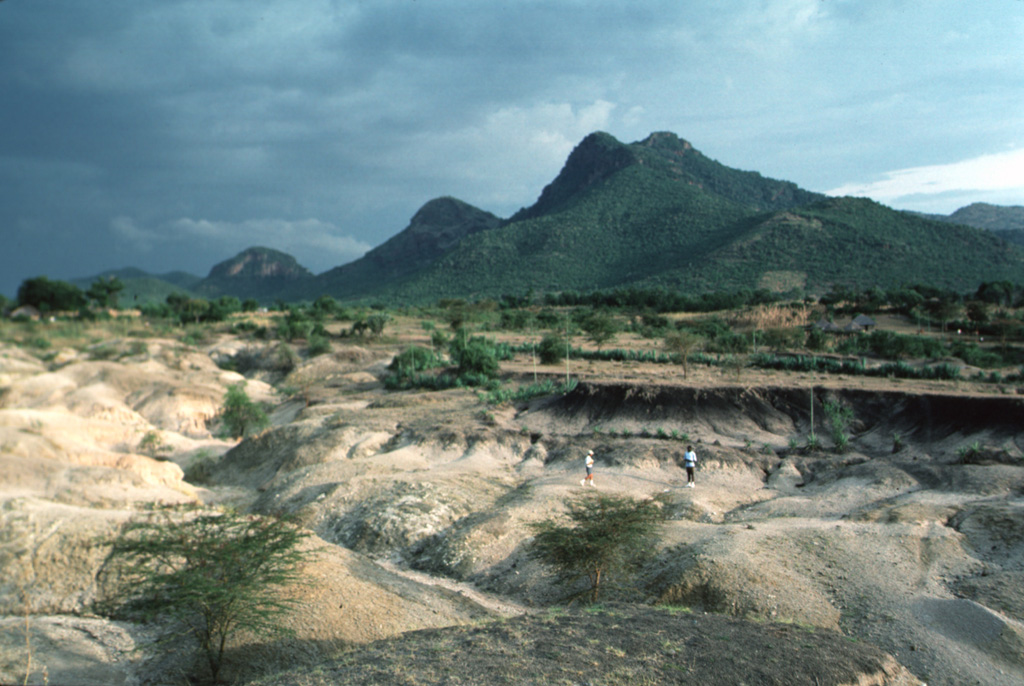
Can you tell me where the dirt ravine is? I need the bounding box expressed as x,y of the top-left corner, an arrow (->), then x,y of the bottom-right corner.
2,331 -> 1022,685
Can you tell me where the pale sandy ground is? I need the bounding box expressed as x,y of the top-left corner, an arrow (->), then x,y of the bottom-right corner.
1,325 -> 1022,685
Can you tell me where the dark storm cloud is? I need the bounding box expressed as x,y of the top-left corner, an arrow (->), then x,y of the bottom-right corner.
1,0 -> 1022,297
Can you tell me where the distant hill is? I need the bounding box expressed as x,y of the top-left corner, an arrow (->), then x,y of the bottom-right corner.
946,202 -> 1024,232
923,202 -> 1024,249
332,132 -> 1024,302
197,246 -> 314,300
296,197 -> 502,301
72,267 -> 203,306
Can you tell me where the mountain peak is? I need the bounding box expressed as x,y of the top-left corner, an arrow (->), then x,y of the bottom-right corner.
409,196 -> 492,229
207,247 -> 312,281
637,131 -> 694,154
511,132 -> 638,221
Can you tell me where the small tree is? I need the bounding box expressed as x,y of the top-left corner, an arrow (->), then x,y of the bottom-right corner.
86,276 -> 125,309
528,493 -> 665,603
104,506 -> 312,682
17,276 -> 87,312
221,383 -> 268,438
581,311 -> 619,351
366,312 -> 390,337
663,331 -> 703,378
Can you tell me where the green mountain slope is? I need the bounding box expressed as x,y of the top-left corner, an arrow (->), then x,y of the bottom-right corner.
299,197 -> 502,301
346,131 -> 1024,302
933,202 -> 1024,249
77,132 -> 1024,306
350,132 -> 825,301
72,267 -> 203,306
678,197 -> 1024,294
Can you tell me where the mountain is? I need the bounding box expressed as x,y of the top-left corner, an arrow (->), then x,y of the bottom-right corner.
72,267 -> 204,306
689,197 -> 1024,294
299,197 -> 502,301
198,247 -> 314,300
946,203 -> 1024,232
330,132 -> 1024,302
925,203 -> 1024,249
72,133 -> 1024,306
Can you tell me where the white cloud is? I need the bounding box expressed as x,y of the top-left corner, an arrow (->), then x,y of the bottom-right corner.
384,100 -> 618,211
827,148 -> 1024,208
171,218 -> 371,265
111,216 -> 161,250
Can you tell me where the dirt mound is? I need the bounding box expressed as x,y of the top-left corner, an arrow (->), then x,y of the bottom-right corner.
246,603 -> 920,686
648,541 -> 842,629
950,501 -> 1024,568
0,500 -> 130,615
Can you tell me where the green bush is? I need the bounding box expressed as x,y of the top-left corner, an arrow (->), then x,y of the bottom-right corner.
481,378 -> 578,405
220,383 -> 269,438
822,400 -> 853,453
389,346 -> 444,377
306,333 -> 331,357
449,331 -> 501,379
538,334 -> 565,364
103,506 -> 311,682
528,493 -> 665,603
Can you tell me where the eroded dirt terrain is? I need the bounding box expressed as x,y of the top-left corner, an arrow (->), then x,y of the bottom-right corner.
2,326 -> 1023,685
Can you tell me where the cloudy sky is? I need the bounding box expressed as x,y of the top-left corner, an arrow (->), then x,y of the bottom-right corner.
2,0 -> 1023,297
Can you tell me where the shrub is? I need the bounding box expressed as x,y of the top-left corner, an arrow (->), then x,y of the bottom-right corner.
538,334 -> 565,364
103,506 -> 312,682
220,383 -> 268,439
481,378 -> 577,405
822,400 -> 853,453
449,331 -> 501,379
528,493 -> 665,603
390,346 -> 444,377
306,333 -> 331,357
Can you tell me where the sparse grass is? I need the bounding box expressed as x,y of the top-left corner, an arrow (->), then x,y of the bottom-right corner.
956,440 -> 983,462
245,604 -> 905,686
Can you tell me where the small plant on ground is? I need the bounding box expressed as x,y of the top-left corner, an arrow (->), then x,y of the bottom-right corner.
822,399 -> 854,453
956,441 -> 983,462
138,430 -> 168,457
306,332 -> 331,357
528,493 -> 666,603
891,432 -> 904,454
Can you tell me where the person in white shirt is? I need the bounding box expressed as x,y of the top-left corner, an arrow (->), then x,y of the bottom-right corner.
683,446 -> 697,487
581,449 -> 595,487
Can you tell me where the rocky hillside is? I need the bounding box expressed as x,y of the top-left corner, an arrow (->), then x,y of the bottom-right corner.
198,247 -> 314,300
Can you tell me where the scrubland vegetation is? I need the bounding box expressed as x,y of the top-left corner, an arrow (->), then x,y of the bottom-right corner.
5,276 -> 1024,685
